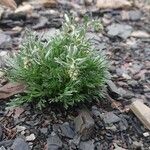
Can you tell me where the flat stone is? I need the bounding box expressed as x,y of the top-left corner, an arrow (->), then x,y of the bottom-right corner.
106,80 -> 121,98
107,23 -> 133,39
74,109 -> 95,140
11,138 -> 29,150
129,10 -> 142,21
102,112 -> 121,124
47,132 -> 62,150
79,140 -> 95,150
0,32 -> 12,49
0,140 -> 14,147
60,122 -> 75,139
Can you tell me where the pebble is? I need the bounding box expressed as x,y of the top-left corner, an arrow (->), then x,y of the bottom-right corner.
143,132 -> 150,137
26,134 -> 36,141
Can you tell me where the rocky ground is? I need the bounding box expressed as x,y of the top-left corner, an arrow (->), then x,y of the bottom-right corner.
0,0 -> 150,149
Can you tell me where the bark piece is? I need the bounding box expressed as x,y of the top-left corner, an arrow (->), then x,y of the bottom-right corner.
96,0 -> 132,9
0,83 -> 26,99
130,101 -> 150,130
0,0 -> 17,10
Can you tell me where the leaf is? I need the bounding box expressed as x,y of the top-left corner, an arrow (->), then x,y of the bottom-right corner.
0,83 -> 26,99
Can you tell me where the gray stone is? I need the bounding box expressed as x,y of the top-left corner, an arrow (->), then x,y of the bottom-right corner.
79,140 -> 95,150
119,119 -> 128,131
102,112 -> 121,124
107,23 -> 133,39
33,16 -> 49,30
0,32 -> 12,49
0,140 -> 13,147
60,122 -> 75,139
11,138 -> 29,150
0,146 -> 6,150
40,128 -> 48,134
129,10 -> 142,21
47,132 -> 62,150
74,109 -> 95,140
106,80 -> 121,98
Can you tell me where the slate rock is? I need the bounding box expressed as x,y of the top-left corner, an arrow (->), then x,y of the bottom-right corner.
33,16 -> 49,30
0,140 -> 14,147
47,132 -> 62,150
129,10 -> 142,21
102,112 -> 121,124
0,32 -> 12,49
106,80 -> 121,98
107,23 -> 133,39
79,140 -> 95,150
0,146 -> 6,150
11,138 -> 29,150
74,109 -> 95,140
60,122 -> 75,139
0,125 -> 2,141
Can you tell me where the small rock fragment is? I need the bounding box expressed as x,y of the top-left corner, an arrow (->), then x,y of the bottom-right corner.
47,132 -> 62,150
114,143 -> 127,150
79,140 -> 95,150
26,134 -> 36,141
0,140 -> 14,147
0,146 -> 6,150
74,109 -> 95,140
143,132 -> 150,137
0,32 -> 12,49
60,122 -> 75,139
132,141 -> 143,149
102,112 -> 121,124
107,23 -> 133,39
11,138 -> 29,150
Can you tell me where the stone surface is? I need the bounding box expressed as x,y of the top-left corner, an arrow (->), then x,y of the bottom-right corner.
60,122 -> 75,139
26,134 -> 36,141
79,140 -> 95,150
74,109 -> 95,140
102,112 -> 121,124
107,23 -> 133,39
0,140 -> 14,147
47,132 -> 62,150
11,138 -> 29,150
0,32 -> 12,49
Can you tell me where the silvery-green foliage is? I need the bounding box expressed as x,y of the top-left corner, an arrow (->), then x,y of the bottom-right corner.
7,15 -> 108,109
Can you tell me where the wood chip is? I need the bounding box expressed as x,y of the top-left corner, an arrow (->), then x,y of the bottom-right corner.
96,0 -> 132,9
130,101 -> 150,130
0,82 -> 26,99
0,0 -> 17,10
